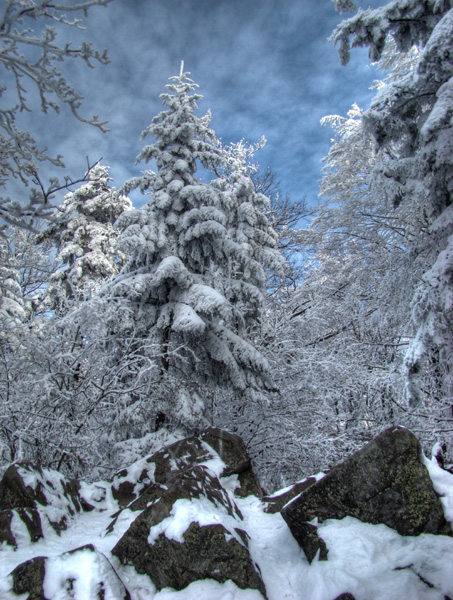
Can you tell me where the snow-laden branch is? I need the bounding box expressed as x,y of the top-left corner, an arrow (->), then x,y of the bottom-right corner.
0,0 -> 112,228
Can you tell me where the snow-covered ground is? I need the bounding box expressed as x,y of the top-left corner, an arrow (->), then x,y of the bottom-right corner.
1,454 -> 453,600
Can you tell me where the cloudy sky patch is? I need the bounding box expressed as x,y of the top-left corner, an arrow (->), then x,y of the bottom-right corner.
8,0 -> 385,208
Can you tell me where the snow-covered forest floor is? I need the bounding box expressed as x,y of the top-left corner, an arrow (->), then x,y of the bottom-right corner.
1,451 -> 453,600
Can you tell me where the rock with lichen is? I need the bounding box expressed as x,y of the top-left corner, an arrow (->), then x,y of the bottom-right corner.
281,426 -> 451,563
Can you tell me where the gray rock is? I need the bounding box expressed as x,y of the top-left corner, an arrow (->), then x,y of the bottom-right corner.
0,463 -> 48,510
0,507 -> 43,547
10,556 -> 46,600
0,463 -> 82,514
200,427 -> 251,475
111,436 -> 212,507
0,509 -> 17,547
136,521 -> 266,594
152,436 -> 213,484
112,465 -> 266,596
281,427 -> 451,563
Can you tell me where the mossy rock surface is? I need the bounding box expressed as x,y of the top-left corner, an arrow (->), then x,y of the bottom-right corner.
282,427 -> 451,563
149,521 -> 265,594
115,519 -> 266,596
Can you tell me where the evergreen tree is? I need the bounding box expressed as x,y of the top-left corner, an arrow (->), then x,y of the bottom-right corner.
0,236 -> 25,346
45,165 -> 132,313
107,66 -> 284,427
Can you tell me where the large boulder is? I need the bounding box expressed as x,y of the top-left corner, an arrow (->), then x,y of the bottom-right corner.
9,545 -> 130,600
281,426 -> 451,563
112,465 -> 266,596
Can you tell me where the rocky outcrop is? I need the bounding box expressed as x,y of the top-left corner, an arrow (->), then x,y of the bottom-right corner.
2,427 -> 267,598
2,426 -> 451,600
281,426 -> 451,562
112,464 -> 266,596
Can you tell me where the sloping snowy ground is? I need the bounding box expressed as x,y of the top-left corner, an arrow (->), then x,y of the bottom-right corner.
1,454 -> 453,600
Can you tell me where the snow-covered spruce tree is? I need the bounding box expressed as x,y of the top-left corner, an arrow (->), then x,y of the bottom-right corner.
0,236 -> 25,347
106,66 -> 284,430
44,165 -> 132,313
330,0 -> 453,451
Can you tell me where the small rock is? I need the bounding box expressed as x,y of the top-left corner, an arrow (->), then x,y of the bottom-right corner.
9,545 -> 130,600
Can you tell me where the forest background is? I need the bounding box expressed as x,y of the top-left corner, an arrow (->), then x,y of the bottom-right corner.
0,0 -> 452,491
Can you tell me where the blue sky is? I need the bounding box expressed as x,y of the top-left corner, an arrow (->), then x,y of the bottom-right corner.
16,0 -> 385,209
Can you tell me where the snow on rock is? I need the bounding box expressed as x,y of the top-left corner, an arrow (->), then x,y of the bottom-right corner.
111,464 -> 266,595
111,429 -> 187,475
263,476 -> 320,514
0,463 -> 91,548
8,544 -> 130,600
2,427 -> 453,600
423,451 -> 453,527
